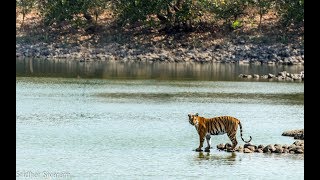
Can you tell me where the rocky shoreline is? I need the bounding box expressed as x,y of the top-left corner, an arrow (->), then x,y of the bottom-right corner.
16,40 -> 304,64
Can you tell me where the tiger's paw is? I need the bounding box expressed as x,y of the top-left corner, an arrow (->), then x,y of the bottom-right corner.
195,148 -> 203,152
204,148 -> 210,152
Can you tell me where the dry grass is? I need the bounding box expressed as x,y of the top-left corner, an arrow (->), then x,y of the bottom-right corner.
16,8 -> 303,48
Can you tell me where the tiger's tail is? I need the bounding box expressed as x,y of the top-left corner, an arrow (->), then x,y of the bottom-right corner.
239,121 -> 252,143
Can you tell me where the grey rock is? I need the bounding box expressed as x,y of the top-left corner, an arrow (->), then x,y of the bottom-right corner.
263,144 -> 276,152
244,143 -> 254,148
247,146 -> 256,151
225,143 -> 232,149
217,143 -> 225,150
295,149 -> 304,154
293,140 -> 304,146
278,71 -> 287,77
244,148 -> 253,153
268,74 -> 275,78
255,149 -> 263,153
253,74 -> 259,78
274,147 -> 283,153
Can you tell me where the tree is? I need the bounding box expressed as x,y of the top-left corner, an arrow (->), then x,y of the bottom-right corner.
114,1 -> 202,30
209,0 -> 249,30
37,0 -> 109,26
17,0 -> 36,27
275,0 -> 304,25
256,0 -> 273,30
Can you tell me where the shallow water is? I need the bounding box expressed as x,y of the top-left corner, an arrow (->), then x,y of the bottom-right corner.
16,59 -> 304,179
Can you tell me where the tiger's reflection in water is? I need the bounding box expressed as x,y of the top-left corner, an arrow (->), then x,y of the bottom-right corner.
193,151 -> 238,166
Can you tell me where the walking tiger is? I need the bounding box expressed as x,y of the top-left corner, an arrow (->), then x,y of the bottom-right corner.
188,113 -> 252,152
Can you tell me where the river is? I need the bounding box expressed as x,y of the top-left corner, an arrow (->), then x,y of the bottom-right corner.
16,58 -> 304,179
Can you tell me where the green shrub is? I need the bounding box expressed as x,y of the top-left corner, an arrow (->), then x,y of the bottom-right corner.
275,0 -> 304,25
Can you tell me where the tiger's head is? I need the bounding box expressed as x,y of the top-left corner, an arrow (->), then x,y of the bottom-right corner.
188,113 -> 199,126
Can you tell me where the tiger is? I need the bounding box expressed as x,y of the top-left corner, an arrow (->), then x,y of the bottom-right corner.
188,113 -> 252,152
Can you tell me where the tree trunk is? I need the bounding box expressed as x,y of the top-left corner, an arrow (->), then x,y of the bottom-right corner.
83,12 -> 93,24
259,7 -> 262,31
21,13 -> 25,28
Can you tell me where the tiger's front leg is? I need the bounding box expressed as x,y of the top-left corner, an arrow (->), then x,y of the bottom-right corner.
205,134 -> 211,152
195,134 -> 205,152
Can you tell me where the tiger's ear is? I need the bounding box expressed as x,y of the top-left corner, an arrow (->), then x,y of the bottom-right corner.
195,113 -> 199,116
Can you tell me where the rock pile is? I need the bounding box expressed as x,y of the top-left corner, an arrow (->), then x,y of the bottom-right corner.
282,129 -> 304,140
216,140 -> 304,154
239,71 -> 304,81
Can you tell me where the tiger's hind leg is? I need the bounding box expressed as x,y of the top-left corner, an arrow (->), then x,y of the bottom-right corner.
205,134 -> 211,152
227,133 -> 238,152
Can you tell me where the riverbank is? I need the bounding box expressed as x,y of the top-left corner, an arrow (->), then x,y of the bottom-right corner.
16,11 -> 304,65
16,40 -> 304,65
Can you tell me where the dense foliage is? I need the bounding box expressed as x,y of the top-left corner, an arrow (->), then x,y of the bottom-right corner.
275,0 -> 304,25
17,0 -> 304,30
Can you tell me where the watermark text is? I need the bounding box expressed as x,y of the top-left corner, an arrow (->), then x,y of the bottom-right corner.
16,170 -> 72,179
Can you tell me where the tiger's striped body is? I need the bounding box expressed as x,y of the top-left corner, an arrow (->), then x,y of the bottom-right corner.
188,113 -> 252,152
